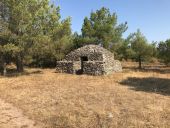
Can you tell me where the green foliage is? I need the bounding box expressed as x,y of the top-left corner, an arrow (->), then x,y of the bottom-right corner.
130,30 -> 154,68
29,3 -> 73,67
3,43 -> 20,58
73,32 -> 97,49
116,30 -> 157,67
0,0 -> 73,69
158,39 -> 170,65
0,43 -> 21,74
80,7 -> 127,49
0,1 -> 168,71
115,34 -> 135,60
0,0 -> 38,71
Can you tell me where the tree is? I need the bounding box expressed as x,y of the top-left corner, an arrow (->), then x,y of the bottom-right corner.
0,45 -> 3,74
151,41 -> 158,58
72,32 -> 97,49
158,39 -> 170,65
0,1 -> 15,74
130,30 -> 153,68
0,0 -> 37,72
81,7 -> 127,49
30,3 -> 73,67
1,0 -> 73,70
115,33 -> 135,60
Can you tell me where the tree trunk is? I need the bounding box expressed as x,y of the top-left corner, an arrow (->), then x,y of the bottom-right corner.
0,60 -> 7,76
0,62 -> 3,75
16,55 -> 24,72
0,56 -> 4,75
3,62 -> 7,76
138,55 -> 142,69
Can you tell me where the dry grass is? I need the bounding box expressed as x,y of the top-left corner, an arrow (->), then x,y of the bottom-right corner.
0,62 -> 170,128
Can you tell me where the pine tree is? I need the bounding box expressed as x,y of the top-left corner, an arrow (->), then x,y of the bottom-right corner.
81,7 -> 127,49
1,0 -> 73,70
130,30 -> 153,68
158,39 -> 170,65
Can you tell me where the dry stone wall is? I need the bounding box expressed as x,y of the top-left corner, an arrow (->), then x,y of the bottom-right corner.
56,45 -> 122,75
103,51 -> 122,74
56,61 -> 74,74
83,61 -> 105,75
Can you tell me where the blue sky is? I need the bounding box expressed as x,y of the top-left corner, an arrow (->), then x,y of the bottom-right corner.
53,0 -> 170,42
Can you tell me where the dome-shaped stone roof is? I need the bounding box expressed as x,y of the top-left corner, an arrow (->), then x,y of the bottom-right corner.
64,44 -> 114,61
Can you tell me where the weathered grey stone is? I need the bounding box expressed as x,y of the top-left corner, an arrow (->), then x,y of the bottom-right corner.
56,45 -> 122,75
56,61 -> 74,74
83,61 -> 105,75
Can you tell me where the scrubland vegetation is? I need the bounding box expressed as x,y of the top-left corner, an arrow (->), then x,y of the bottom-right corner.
0,0 -> 170,74
0,0 -> 170,127
0,62 -> 169,127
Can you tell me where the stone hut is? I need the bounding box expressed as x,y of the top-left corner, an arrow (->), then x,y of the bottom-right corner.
56,45 -> 122,75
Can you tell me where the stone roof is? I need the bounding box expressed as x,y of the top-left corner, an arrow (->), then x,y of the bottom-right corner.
64,44 -> 114,61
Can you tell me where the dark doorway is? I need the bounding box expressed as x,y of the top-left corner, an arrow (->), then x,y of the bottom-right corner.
76,56 -> 88,75
81,56 -> 88,61
80,56 -> 88,74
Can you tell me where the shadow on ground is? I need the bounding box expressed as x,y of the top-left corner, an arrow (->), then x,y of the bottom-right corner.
120,77 -> 170,96
0,69 -> 43,77
123,65 -> 170,74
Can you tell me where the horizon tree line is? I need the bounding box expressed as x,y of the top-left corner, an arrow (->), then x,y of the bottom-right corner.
0,0 -> 170,75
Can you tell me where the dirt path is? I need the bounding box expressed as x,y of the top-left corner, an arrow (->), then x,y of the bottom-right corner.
0,98 -> 39,128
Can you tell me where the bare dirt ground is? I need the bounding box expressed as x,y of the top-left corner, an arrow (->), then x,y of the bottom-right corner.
0,99 -> 39,128
0,62 -> 169,128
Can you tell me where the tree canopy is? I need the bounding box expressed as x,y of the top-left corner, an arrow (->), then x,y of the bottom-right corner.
0,2 -> 170,75
78,7 -> 128,49
0,0 -> 73,74
158,39 -> 170,65
130,30 -> 154,68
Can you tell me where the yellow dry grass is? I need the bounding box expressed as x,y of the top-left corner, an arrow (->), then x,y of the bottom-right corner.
0,62 -> 170,128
